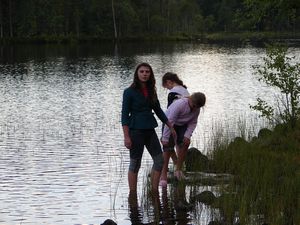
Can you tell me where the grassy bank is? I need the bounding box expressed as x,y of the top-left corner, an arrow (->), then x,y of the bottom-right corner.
209,121 -> 300,225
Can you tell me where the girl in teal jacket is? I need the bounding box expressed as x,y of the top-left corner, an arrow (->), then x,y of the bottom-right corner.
122,62 -> 175,193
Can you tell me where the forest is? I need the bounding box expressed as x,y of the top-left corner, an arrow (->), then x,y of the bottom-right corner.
0,0 -> 299,41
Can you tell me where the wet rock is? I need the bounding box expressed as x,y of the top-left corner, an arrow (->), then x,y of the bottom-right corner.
170,171 -> 234,186
101,219 -> 117,225
191,190 -> 216,205
185,147 -> 209,171
208,221 -> 224,225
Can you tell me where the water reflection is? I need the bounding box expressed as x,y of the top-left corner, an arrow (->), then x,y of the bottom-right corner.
127,182 -> 220,225
0,42 -> 210,64
128,184 -> 193,225
128,191 -> 143,224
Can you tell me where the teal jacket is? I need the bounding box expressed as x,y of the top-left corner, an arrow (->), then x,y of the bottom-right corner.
121,87 -> 168,129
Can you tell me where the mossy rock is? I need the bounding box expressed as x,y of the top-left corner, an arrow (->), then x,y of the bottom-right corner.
185,147 -> 209,171
257,128 -> 272,139
251,136 -> 258,142
273,123 -> 287,134
228,137 -> 249,150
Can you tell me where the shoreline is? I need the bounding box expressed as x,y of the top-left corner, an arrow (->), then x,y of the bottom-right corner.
1,32 -> 300,46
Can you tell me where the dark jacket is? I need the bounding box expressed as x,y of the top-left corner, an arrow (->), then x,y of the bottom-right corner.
121,87 -> 168,129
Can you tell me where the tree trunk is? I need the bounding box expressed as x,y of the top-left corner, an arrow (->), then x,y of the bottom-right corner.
0,0 -> 3,38
75,14 -> 80,38
111,0 -> 117,40
146,0 -> 150,31
166,0 -> 170,34
9,0 -> 13,37
74,6 -> 80,38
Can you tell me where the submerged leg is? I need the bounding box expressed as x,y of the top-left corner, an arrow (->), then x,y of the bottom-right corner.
160,151 -> 172,187
151,153 -> 164,191
128,158 -> 141,192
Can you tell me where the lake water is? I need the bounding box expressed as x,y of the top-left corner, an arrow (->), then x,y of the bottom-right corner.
0,42 -> 299,225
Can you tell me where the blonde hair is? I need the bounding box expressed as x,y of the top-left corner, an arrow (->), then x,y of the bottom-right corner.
190,92 -> 206,108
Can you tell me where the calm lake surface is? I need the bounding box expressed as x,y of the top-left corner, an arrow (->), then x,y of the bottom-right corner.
0,42 -> 299,225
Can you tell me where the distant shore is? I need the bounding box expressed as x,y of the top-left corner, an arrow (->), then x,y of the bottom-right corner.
1,32 -> 300,46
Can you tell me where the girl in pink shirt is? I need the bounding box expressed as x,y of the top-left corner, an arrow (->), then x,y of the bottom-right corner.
160,92 -> 206,185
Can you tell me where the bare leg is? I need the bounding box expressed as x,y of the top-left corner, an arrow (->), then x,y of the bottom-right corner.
151,189 -> 161,221
170,150 -> 178,166
151,169 -> 161,192
160,151 -> 172,181
128,171 -> 138,192
175,144 -> 189,174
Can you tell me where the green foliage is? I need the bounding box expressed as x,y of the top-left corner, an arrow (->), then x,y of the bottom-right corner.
250,97 -> 274,121
204,15 -> 217,32
193,14 -> 204,33
251,44 -> 300,127
0,0 -> 299,40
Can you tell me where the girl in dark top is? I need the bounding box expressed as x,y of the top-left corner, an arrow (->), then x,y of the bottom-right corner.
121,63 -> 175,193
162,72 -> 189,107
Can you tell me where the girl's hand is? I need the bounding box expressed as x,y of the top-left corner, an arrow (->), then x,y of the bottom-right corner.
124,136 -> 132,149
170,127 -> 177,143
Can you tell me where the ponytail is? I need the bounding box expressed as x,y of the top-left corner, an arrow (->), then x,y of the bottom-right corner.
162,72 -> 187,89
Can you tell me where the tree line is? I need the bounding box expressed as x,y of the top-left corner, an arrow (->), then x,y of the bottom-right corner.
0,0 -> 299,40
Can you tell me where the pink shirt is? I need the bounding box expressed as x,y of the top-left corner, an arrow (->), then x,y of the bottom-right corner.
162,97 -> 200,142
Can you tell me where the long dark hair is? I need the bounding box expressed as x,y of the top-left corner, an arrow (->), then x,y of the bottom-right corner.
162,72 -> 187,88
130,62 -> 158,104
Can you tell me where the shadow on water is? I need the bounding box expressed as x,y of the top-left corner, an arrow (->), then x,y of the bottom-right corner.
127,183 -> 195,225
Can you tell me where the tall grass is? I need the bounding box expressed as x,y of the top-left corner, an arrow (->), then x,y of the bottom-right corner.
210,119 -> 300,225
